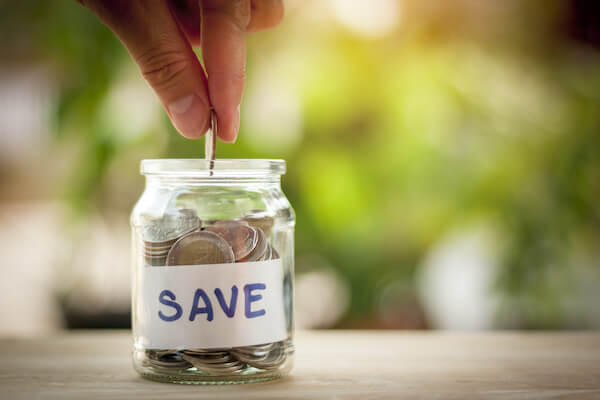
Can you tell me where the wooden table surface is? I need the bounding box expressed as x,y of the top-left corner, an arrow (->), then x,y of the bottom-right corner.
1,330 -> 599,399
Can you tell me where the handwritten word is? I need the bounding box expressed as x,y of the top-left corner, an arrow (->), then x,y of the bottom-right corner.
158,283 -> 267,322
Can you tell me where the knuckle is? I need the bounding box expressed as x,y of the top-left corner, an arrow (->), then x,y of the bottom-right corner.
203,0 -> 251,31
248,0 -> 284,32
137,48 -> 189,90
211,70 -> 246,85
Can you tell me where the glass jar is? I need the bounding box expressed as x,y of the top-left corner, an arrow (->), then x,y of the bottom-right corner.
130,159 -> 295,384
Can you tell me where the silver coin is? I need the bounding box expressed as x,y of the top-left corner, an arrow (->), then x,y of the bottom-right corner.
144,243 -> 173,250
146,359 -> 191,370
206,109 -> 217,175
167,231 -> 235,266
232,351 -> 267,362
197,358 -> 239,367
182,354 -> 245,375
232,342 -> 277,355
144,249 -> 170,255
144,246 -> 171,253
144,252 -> 170,258
247,349 -> 286,370
183,349 -> 229,356
142,209 -> 200,244
206,222 -> 258,261
231,342 -> 286,370
143,240 -> 176,249
143,224 -> 198,246
144,256 -> 167,266
144,254 -> 169,262
241,214 -> 274,238
232,351 -> 271,365
183,349 -> 230,358
151,349 -> 181,357
144,256 -> 167,263
145,350 -> 191,370
187,355 -> 232,364
194,364 -> 246,374
238,227 -> 268,262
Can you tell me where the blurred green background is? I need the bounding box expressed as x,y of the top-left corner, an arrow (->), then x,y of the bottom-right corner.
0,0 -> 599,333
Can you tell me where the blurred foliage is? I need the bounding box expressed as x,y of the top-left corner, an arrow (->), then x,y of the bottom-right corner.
1,0 -> 599,328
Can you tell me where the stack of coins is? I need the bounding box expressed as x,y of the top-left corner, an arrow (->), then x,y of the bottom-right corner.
145,341 -> 288,373
144,238 -> 179,267
143,211 -> 287,375
146,349 -> 191,370
142,209 -> 201,266
182,350 -> 246,375
231,341 -> 287,370
165,219 -> 279,266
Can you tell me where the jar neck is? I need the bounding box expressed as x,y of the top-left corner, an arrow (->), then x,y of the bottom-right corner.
145,175 -> 282,188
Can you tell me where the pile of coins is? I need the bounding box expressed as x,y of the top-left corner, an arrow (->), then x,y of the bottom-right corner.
145,341 -> 288,374
143,210 -> 200,266
141,208 -> 287,374
142,209 -> 277,267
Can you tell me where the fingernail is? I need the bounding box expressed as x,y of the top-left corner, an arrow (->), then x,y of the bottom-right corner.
167,94 -> 209,139
219,105 -> 240,144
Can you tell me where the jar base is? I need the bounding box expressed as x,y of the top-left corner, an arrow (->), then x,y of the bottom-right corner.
135,361 -> 293,385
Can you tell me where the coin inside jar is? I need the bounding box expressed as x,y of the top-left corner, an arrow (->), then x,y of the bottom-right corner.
167,231 -> 235,265
242,215 -> 274,238
205,222 -> 258,261
142,209 -> 200,244
238,227 -> 268,262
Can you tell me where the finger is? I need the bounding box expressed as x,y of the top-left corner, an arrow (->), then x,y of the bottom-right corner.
248,0 -> 284,33
168,0 -> 283,44
201,0 -> 251,143
82,0 -> 210,138
169,0 -> 201,46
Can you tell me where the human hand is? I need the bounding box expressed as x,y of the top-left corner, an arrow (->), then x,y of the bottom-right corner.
78,0 -> 283,142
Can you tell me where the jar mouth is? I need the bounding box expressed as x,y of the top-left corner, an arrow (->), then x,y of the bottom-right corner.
141,159 -> 286,177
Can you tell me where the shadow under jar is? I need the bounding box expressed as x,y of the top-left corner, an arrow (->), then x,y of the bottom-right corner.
131,159 -> 295,384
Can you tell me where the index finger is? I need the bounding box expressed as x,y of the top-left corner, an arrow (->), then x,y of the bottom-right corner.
201,0 -> 251,143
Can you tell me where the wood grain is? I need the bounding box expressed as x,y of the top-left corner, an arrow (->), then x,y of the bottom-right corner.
1,331 -> 599,399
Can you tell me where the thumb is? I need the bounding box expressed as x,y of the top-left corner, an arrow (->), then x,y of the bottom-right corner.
82,0 -> 211,138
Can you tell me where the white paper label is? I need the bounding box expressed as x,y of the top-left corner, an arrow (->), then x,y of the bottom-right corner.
139,259 -> 286,349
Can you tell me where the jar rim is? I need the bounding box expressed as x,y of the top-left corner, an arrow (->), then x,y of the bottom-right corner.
141,159 -> 286,177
